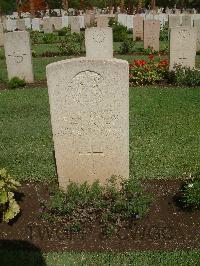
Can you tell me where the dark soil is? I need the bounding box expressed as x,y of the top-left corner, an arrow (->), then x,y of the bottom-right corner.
0,180 -> 199,252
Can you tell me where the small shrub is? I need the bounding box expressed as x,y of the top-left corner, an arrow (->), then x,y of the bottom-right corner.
179,176 -> 200,209
42,33 -> 58,44
129,55 -> 169,86
32,49 -> 37,57
30,31 -> 40,44
109,20 -> 128,42
0,169 -> 21,223
119,39 -> 136,54
59,32 -> 84,56
8,77 -> 26,89
168,65 -> 200,87
57,27 -> 70,36
43,177 -> 151,235
160,25 -> 168,41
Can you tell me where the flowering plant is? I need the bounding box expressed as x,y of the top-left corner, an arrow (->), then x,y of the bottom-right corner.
129,55 -> 169,86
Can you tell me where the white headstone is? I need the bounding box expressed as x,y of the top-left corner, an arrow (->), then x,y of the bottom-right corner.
194,19 -> 200,51
4,31 -> 34,83
46,57 -> 129,189
170,27 -> 196,69
0,23 -> 4,46
32,18 -> 40,31
85,27 -> 113,59
62,16 -> 68,28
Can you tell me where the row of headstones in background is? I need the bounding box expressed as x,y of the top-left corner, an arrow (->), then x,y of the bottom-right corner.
1,22 -> 199,86
118,13 -> 167,30
2,14 -> 103,33
46,26 -> 129,189
168,14 -> 200,28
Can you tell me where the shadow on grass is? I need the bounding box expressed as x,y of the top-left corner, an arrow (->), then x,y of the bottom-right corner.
0,240 -> 46,266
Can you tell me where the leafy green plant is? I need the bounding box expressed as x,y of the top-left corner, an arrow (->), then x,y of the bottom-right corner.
129,55 -> 169,86
41,33 -> 58,44
43,177 -> 151,235
179,176 -> 200,209
32,49 -> 37,57
109,19 -> 128,42
57,27 -> 70,36
30,31 -> 40,44
0,169 -> 21,223
168,65 -> 200,87
59,32 -> 84,56
160,25 -> 168,41
119,39 -> 136,54
8,77 -> 26,89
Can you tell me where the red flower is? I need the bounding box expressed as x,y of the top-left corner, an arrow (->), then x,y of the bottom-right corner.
148,54 -> 154,60
158,59 -> 169,66
133,59 -> 147,67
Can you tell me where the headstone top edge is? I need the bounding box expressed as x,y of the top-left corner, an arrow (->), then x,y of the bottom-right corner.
46,57 -> 129,71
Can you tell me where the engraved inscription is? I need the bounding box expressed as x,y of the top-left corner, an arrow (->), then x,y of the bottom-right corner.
178,29 -> 191,40
92,30 -> 106,43
68,70 -> 103,105
8,51 -> 26,63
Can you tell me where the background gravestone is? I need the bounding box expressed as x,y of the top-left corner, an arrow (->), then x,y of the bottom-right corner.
133,15 -> 144,41
0,23 -> 4,46
43,18 -> 53,33
169,15 -> 181,28
51,17 -> 62,30
169,27 -> 196,69
4,31 -> 34,83
85,27 -> 113,59
46,58 -> 129,190
194,19 -> 200,51
144,20 -> 160,51
32,18 -> 40,31
70,16 -> 80,33
182,15 -> 192,26
96,15 -> 109,28
16,18 -> 26,31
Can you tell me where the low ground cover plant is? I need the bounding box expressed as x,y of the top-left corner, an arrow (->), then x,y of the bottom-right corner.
129,54 -> 169,86
109,19 -> 129,42
0,169 -> 21,223
179,175 -> 200,209
59,32 -> 84,56
168,65 -> 200,87
8,77 -> 26,89
41,176 -> 151,235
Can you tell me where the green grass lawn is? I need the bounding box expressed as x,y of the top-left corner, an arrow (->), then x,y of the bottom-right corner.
1,250 -> 200,266
0,87 -> 200,182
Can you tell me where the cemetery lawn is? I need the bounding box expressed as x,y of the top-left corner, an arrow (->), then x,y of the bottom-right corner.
0,87 -> 200,181
1,250 -> 200,266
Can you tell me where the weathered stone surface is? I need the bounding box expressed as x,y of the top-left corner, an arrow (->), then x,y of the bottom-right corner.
194,19 -> 200,51
182,15 -> 193,26
16,19 -> 26,31
85,27 -> 113,59
169,15 -> 181,28
51,17 -> 62,30
70,16 -> 80,33
133,15 -> 144,41
32,18 -> 40,31
4,31 -> 34,82
43,17 -> 53,33
96,15 -> 109,28
46,58 -> 129,189
0,23 -> 4,46
144,20 -> 160,51
169,27 -> 196,69
62,16 -> 68,28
